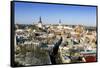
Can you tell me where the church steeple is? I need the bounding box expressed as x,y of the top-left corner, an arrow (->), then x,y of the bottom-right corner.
58,19 -> 63,29
38,16 -> 42,23
37,16 -> 43,28
59,19 -> 61,24
59,19 -> 61,26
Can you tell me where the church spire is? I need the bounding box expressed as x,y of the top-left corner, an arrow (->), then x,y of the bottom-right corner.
37,16 -> 43,28
58,19 -> 63,29
38,16 -> 42,23
59,19 -> 61,26
59,19 -> 61,24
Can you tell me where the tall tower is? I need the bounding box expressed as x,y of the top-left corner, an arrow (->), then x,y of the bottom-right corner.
59,19 -> 61,25
58,19 -> 63,29
38,16 -> 42,23
37,16 -> 43,28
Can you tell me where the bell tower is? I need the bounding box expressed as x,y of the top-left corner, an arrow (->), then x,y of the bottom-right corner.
38,16 -> 42,24
37,16 -> 43,28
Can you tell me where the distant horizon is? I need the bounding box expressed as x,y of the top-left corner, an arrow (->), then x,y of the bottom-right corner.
15,23 -> 96,27
15,2 -> 97,26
